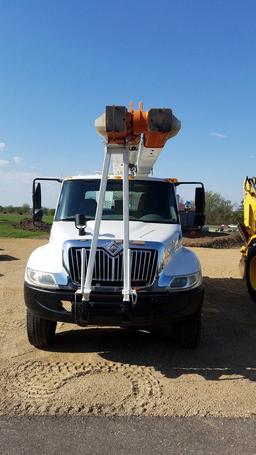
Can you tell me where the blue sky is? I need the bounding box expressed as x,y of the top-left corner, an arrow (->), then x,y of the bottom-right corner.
0,0 -> 256,207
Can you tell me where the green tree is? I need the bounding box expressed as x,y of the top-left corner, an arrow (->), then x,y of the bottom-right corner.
5,205 -> 15,213
232,201 -> 243,224
205,191 -> 235,225
20,203 -> 31,214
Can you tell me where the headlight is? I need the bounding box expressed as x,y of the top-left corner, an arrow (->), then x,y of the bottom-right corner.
26,267 -> 57,288
169,271 -> 202,290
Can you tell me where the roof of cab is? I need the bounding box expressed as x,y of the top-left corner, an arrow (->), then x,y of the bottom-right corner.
63,174 -> 177,183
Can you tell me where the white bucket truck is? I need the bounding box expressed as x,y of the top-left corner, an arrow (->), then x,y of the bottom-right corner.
24,103 -> 205,348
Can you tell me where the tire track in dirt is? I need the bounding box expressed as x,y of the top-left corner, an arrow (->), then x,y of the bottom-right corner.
0,321 -> 25,346
0,289 -> 22,299
0,360 -> 163,416
0,319 -> 26,336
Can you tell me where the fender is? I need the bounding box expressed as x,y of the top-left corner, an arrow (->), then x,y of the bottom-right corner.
158,246 -> 201,288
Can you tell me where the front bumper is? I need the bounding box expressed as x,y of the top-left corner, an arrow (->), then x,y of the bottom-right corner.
24,282 -> 204,328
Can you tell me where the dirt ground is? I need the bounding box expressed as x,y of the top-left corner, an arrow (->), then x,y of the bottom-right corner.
1,238 -> 256,417
183,230 -> 242,248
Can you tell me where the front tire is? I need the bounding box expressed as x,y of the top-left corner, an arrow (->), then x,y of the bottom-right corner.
173,309 -> 201,348
246,246 -> 256,302
26,309 -> 56,348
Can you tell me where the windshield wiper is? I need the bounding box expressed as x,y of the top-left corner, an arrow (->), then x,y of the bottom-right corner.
137,219 -> 178,224
60,216 -> 96,222
59,217 -> 75,221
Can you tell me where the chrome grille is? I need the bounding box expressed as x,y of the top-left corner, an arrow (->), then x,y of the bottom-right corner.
68,247 -> 158,287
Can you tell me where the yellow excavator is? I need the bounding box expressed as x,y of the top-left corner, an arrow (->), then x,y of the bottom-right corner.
239,177 -> 256,300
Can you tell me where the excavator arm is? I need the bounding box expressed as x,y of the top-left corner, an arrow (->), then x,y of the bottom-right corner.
239,177 -> 256,300
243,177 -> 256,237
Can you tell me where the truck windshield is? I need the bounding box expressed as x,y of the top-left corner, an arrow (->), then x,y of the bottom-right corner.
55,179 -> 178,224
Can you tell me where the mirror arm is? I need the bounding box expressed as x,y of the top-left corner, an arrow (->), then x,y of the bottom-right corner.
32,177 -> 63,226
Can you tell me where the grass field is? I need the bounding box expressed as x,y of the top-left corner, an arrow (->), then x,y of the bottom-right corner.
0,213 -> 53,238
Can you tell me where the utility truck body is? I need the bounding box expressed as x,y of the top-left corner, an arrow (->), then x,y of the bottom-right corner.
24,104 -> 205,348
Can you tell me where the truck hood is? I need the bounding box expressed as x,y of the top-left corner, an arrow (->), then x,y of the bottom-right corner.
26,220 -> 201,280
49,220 -> 181,247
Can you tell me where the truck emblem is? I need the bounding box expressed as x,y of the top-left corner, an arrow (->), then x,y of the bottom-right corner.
105,241 -> 123,256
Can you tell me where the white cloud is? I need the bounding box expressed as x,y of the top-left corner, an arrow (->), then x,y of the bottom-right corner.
0,169 -> 36,205
13,155 -> 24,165
0,159 -> 9,166
0,142 -> 6,153
0,169 -> 35,184
0,168 -> 60,206
210,131 -> 227,139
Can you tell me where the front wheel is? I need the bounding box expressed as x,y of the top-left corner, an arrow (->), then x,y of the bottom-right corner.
26,309 -> 56,348
245,246 -> 256,301
173,309 -> 201,348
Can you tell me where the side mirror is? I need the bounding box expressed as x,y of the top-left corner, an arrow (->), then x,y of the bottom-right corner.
180,212 -> 205,231
195,187 -> 205,214
33,182 -> 43,224
33,209 -> 43,223
33,182 -> 42,210
31,177 -> 62,226
194,213 -> 205,229
176,182 -> 205,231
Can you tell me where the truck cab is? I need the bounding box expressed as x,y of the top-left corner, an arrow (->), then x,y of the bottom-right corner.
24,104 -> 205,349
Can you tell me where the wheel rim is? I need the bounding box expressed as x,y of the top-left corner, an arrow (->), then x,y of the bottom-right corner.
249,256 -> 256,289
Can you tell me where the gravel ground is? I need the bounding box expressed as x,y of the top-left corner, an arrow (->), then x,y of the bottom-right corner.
1,239 -> 256,417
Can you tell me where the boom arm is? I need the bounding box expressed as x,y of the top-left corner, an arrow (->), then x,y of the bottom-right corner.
79,103 -> 181,309
95,102 -> 181,176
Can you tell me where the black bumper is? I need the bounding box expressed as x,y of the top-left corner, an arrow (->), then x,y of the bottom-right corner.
24,282 -> 204,328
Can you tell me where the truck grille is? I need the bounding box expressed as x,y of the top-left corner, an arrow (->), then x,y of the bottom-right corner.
68,247 -> 158,287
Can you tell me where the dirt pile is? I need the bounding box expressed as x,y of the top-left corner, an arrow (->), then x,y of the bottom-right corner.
183,231 -> 242,249
15,218 -> 51,232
